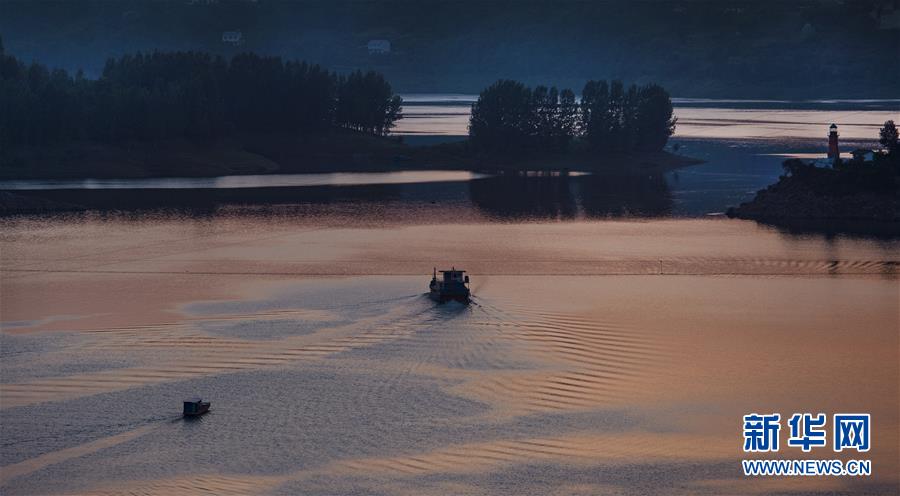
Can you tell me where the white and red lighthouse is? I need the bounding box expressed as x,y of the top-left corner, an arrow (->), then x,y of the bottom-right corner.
827,123 -> 839,159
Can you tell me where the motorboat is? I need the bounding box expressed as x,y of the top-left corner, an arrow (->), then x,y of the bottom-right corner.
429,267 -> 470,302
183,397 -> 211,416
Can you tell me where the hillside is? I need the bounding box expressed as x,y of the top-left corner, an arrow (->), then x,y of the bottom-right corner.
2,0 -> 898,98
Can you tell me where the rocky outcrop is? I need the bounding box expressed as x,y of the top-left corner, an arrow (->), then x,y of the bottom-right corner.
728,185 -> 900,222
727,158 -> 900,233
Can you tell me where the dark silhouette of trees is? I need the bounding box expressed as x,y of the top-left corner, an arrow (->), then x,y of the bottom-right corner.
531,85 -> 557,149
532,87 -> 578,151
556,89 -> 579,150
94,51 -> 229,142
879,120 -> 898,154
581,80 -> 675,152
606,80 -> 627,150
335,70 -> 402,136
470,78 -> 675,155
469,80 -> 581,154
1,38 -> 89,147
580,80 -> 611,151
468,80 -> 534,154
0,44 -> 402,148
635,84 -> 677,151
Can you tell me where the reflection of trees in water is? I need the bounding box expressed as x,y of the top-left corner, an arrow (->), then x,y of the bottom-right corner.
468,173 -> 672,219
769,219 -> 900,242
23,175 -> 673,220
576,173 -> 672,217
467,174 -> 578,219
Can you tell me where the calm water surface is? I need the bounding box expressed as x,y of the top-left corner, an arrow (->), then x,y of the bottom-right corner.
395,94 -> 900,140
1,98 -> 898,495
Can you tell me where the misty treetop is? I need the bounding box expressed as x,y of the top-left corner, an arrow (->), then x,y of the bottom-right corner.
0,42 -> 402,147
469,79 -> 675,154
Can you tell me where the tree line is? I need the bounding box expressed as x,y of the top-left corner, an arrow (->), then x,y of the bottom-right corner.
0,40 -> 402,148
469,79 -> 676,154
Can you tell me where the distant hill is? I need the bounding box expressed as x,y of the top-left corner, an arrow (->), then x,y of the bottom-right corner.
2,0 -> 899,98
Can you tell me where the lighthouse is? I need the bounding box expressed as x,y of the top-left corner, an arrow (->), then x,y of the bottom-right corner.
827,123 -> 839,159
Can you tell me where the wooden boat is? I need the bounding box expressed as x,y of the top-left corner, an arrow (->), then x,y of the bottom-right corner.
429,267 -> 470,302
183,397 -> 211,416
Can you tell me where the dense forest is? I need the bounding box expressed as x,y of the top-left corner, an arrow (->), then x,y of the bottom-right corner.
469,79 -> 675,154
0,39 -> 402,148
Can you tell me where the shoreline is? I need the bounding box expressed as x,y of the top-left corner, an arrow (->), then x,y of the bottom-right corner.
726,157 -> 900,237
0,130 -> 701,181
0,131 -> 701,216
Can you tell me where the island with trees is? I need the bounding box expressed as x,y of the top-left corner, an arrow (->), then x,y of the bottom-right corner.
727,121 -> 900,235
424,78 -> 693,172
1,37 -> 700,215
1,37 -> 693,184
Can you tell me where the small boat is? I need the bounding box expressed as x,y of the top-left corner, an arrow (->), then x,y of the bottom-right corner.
183,397 -> 210,416
429,267 -> 470,303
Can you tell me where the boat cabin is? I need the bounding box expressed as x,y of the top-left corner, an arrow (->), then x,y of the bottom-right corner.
440,268 -> 468,284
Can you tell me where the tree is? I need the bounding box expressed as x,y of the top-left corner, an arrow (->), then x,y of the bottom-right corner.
635,84 -> 676,152
581,80 -> 674,152
469,79 -> 533,153
580,80 -> 611,151
382,94 -> 403,136
621,83 -> 640,151
555,89 -> 578,150
607,80 -> 626,151
335,70 -> 403,135
879,120 -> 898,154
530,85 -> 554,147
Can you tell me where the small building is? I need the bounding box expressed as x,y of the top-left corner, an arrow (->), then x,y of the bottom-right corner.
222,31 -> 244,46
799,22 -> 815,40
873,3 -> 900,30
367,39 -> 391,55
851,148 -> 874,162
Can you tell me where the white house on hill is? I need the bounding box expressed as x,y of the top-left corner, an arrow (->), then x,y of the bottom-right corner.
367,39 -> 391,55
222,31 -> 244,46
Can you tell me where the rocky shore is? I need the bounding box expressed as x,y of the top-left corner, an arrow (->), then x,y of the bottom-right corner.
727,157 -> 900,235
728,183 -> 900,222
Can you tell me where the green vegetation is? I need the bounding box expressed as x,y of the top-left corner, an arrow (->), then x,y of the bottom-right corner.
468,79 -> 675,155
0,39 -> 402,148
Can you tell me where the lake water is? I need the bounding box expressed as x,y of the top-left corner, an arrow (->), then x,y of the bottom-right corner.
1,98 -> 898,495
394,94 -> 900,141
